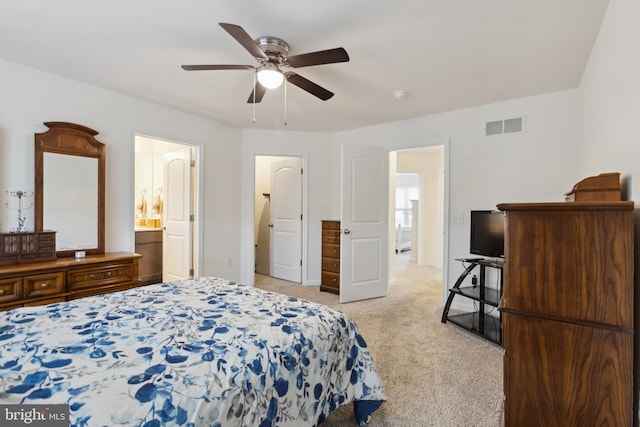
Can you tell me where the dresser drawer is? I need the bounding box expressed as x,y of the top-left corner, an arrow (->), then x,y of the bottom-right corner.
24,272 -> 65,299
322,229 -> 340,244
68,262 -> 135,291
322,257 -> 340,273
321,271 -> 340,288
0,277 -> 23,304
322,220 -> 340,230
322,243 -> 340,259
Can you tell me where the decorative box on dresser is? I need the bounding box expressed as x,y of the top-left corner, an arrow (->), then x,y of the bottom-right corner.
320,220 -> 340,294
0,231 -> 57,265
0,252 -> 142,311
497,201 -> 634,426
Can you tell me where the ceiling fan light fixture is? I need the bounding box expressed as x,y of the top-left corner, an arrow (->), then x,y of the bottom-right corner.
257,64 -> 284,89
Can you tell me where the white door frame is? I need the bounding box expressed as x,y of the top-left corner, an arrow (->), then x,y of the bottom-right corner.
134,135 -> 202,279
389,141 -> 449,303
250,154 -> 308,286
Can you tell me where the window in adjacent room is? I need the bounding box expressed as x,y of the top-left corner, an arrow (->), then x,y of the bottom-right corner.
395,173 -> 419,227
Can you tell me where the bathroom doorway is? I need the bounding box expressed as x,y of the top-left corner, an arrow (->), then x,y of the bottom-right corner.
134,135 -> 201,284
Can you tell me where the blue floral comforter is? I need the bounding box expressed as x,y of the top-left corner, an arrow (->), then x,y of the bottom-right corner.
0,277 -> 386,426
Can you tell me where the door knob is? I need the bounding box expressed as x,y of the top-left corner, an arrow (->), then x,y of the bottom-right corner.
343,229 -> 351,234
268,223 -> 274,228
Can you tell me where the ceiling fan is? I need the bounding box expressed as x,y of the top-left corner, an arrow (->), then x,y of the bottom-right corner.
181,23 -> 350,103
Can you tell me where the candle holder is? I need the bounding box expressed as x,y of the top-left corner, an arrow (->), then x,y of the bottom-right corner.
5,190 -> 34,233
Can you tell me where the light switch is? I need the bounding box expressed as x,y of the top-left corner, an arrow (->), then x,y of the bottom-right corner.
451,212 -> 464,223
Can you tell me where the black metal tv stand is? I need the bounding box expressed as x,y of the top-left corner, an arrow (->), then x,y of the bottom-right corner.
441,258 -> 504,345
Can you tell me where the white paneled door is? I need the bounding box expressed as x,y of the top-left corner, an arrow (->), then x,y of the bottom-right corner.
162,147 -> 192,282
269,157 -> 302,283
340,144 -> 389,303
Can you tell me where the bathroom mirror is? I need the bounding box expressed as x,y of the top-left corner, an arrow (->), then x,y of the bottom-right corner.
35,122 -> 105,256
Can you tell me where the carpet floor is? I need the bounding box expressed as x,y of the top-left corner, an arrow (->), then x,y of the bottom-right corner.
254,254 -> 504,427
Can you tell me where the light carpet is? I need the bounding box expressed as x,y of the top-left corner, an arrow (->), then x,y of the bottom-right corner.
254,255 -> 503,427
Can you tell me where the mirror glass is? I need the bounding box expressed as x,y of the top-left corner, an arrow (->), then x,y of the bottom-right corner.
43,153 -> 98,250
35,122 -> 105,257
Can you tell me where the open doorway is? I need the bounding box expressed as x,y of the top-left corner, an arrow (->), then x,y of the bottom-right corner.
254,155 -> 303,284
134,135 -> 200,285
391,146 -> 445,289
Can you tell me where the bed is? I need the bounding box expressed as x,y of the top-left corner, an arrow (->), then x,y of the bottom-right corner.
0,277 -> 386,426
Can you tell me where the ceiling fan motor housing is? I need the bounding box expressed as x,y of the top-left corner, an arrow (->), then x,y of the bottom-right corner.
255,37 -> 289,64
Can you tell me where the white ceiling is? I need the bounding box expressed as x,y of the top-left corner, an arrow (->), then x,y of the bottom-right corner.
0,0 -> 609,133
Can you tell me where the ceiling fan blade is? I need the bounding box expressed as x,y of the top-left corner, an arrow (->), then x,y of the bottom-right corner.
286,73 -> 334,101
247,82 -> 267,104
219,23 -> 267,59
286,47 -> 349,68
181,64 -> 254,71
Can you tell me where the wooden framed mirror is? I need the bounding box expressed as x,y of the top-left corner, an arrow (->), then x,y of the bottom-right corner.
35,122 -> 105,257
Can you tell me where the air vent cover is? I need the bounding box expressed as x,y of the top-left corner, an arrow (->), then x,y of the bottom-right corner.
486,116 -> 524,136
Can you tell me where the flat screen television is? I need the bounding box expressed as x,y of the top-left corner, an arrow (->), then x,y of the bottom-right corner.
470,210 -> 505,258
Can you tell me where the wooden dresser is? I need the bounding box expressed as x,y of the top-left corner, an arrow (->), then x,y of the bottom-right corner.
498,202 -> 634,426
320,220 -> 341,294
0,252 -> 142,311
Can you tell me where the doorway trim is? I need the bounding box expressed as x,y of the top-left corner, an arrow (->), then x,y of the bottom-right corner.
386,139 -> 450,302
242,152 -> 309,286
133,134 -> 202,279
255,155 -> 304,283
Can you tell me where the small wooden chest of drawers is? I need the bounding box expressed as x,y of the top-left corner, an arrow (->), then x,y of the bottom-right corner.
0,231 -> 57,265
320,220 -> 341,294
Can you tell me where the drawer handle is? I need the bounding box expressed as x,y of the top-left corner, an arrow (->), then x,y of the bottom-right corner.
40,282 -> 49,288
332,278 -> 337,282
0,289 -> 4,295
90,272 -> 112,280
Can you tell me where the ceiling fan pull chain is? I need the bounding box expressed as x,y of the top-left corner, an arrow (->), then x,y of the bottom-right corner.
252,72 -> 257,124
283,79 -> 288,126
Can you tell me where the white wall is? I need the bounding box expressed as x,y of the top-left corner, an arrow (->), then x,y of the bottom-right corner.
0,58 -> 244,281
578,0 -> 640,193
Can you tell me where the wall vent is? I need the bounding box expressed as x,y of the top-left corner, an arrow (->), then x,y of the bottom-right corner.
486,116 -> 524,136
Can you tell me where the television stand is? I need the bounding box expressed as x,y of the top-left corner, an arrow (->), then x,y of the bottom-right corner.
441,258 -> 503,345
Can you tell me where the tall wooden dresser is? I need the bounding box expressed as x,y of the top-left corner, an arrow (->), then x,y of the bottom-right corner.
497,201 -> 634,426
320,220 -> 341,294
